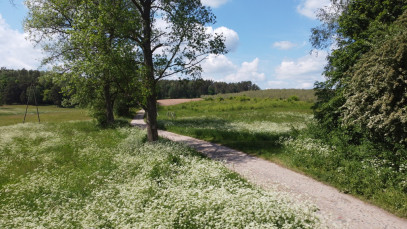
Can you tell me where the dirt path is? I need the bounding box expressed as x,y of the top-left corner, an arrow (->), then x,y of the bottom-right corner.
157,98 -> 202,106
131,109 -> 407,229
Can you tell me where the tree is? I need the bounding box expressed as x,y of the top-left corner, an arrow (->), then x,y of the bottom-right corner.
311,0 -> 407,130
342,11 -> 407,145
25,0 -> 226,135
25,0 -> 141,126
126,0 -> 227,141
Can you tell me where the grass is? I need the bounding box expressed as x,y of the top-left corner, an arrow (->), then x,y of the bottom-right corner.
157,97 -> 407,218
158,97 -> 313,162
202,89 -> 316,102
0,105 -> 91,126
0,121 -> 321,228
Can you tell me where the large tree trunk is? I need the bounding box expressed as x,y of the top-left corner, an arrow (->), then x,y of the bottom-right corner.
140,0 -> 159,141
104,83 -> 115,125
145,90 -> 159,141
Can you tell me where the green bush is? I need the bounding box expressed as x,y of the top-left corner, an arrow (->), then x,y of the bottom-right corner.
288,95 -> 300,102
342,11 -> 407,146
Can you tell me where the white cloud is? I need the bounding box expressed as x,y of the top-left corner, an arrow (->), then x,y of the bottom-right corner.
0,14 -> 43,69
202,54 -> 237,74
207,26 -> 239,52
268,50 -> 327,89
202,55 -> 266,83
273,41 -> 298,50
201,0 -> 229,8
224,58 -> 266,82
297,0 -> 331,19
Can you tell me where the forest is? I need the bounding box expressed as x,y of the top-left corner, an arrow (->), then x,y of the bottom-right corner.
157,79 -> 259,99
0,67 -> 259,105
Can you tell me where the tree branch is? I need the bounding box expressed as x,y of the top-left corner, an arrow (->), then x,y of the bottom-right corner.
130,0 -> 144,14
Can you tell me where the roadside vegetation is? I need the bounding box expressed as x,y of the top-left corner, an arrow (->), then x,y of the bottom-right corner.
157,97 -> 407,218
0,120 -> 321,228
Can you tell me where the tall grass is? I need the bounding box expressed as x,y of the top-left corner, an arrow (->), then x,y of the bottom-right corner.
0,105 -> 91,126
0,121 -> 321,228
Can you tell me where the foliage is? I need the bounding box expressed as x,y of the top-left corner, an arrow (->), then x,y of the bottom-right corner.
342,11 -> 407,145
25,0 -> 227,138
157,79 -> 259,99
0,68 -> 64,106
0,122 -> 321,228
311,0 -> 407,132
25,0 -> 141,126
125,0 -> 228,141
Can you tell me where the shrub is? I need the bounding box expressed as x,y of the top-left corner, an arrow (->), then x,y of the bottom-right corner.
288,95 -> 300,102
342,11 -> 407,146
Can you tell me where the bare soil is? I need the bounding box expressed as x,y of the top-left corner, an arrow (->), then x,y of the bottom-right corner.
157,98 -> 202,106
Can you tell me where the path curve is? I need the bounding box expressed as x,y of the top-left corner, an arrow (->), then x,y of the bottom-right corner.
131,110 -> 407,229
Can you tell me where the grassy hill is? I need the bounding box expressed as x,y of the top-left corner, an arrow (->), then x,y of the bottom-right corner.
202,89 -> 316,102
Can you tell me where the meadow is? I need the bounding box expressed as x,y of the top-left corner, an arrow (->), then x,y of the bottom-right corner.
202,89 -> 316,102
0,105 -> 91,126
158,96 -> 313,161
0,106 -> 321,227
157,96 -> 407,218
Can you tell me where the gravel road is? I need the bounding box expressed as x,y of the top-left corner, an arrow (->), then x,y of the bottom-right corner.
131,107 -> 407,229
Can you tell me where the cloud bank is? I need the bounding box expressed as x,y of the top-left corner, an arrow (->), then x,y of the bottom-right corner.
268,50 -> 327,88
0,14 -> 43,69
202,54 -> 266,83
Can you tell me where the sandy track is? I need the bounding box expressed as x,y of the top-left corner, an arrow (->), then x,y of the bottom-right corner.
157,98 -> 202,106
131,110 -> 407,228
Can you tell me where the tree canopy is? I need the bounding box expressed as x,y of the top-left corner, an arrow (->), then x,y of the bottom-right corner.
25,0 -> 227,138
342,11 -> 407,145
311,0 -> 407,128
311,0 -> 407,147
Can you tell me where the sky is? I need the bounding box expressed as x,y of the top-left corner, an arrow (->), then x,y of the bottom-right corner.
0,0 -> 331,89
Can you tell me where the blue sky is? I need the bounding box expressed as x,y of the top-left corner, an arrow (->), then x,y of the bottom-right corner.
0,0 -> 331,89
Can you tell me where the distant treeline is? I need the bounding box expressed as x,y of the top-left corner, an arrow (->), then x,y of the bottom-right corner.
0,68 -> 64,106
0,68 -> 260,105
157,79 -> 260,99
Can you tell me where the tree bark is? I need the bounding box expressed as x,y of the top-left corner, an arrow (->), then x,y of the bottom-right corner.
140,0 -> 159,141
104,83 -> 115,125
145,89 -> 159,141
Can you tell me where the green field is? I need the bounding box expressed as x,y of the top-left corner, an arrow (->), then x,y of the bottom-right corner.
202,89 -> 316,102
157,97 -> 407,218
0,121 -> 320,228
0,105 -> 91,126
158,97 -> 313,161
